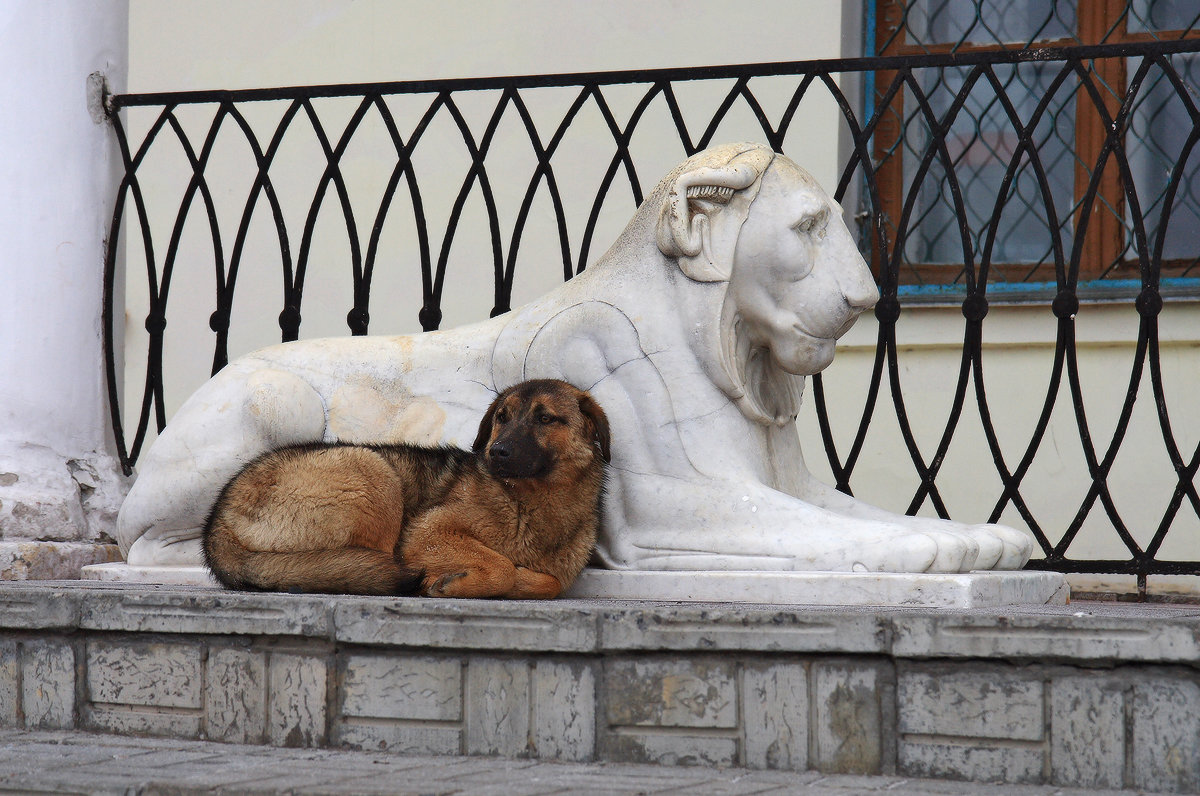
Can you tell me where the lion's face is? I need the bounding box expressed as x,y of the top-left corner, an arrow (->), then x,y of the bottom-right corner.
727,159 -> 878,376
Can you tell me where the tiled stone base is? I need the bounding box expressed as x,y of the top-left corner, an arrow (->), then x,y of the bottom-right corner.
0,581 -> 1198,792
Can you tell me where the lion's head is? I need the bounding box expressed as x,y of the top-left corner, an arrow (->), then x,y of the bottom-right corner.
655,143 -> 879,426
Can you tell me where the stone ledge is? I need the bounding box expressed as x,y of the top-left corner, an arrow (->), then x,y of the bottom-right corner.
82,563 -> 1069,609
564,568 -> 1068,607
2,581 -> 1198,664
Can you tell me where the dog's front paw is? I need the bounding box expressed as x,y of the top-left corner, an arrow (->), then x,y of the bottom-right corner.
426,571 -> 467,597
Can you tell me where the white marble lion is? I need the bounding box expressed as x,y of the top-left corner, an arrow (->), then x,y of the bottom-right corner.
117,142 -> 1032,572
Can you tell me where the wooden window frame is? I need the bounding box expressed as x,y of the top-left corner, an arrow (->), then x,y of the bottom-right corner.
873,0 -> 1200,284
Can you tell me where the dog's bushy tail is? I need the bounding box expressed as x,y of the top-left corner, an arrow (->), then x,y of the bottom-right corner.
203,524 -> 422,596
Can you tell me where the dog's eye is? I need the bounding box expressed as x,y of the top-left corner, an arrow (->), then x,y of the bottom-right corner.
495,410 -> 509,424
538,413 -> 558,425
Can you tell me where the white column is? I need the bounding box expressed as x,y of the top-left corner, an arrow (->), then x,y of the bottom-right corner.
0,1 -> 130,576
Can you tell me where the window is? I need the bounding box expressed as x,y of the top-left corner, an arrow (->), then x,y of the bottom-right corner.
870,0 -> 1200,285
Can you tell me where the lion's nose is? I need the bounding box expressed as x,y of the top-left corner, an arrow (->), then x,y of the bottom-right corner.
840,257 -> 879,311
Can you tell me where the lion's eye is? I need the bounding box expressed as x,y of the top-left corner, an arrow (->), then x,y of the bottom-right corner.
794,210 -> 829,239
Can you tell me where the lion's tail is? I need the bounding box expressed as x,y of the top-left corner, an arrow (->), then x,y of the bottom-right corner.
202,523 -> 422,596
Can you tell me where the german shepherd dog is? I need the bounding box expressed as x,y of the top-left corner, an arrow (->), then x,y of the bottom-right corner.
201,379 -> 609,598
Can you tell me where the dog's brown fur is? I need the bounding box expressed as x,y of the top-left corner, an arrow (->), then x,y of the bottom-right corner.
201,379 -> 609,598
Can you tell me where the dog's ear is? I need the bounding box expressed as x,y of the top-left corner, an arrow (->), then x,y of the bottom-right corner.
473,393 -> 503,453
578,393 -> 611,463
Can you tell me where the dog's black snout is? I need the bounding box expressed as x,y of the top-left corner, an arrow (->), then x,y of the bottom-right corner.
489,442 -> 512,461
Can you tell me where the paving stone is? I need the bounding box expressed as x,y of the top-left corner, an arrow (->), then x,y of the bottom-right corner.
898,664 -> 1044,741
465,657 -> 531,757
21,639 -> 75,730
532,658 -> 595,761
812,661 -> 887,775
1050,675 -> 1126,789
206,646 -> 267,744
742,660 -> 808,771
268,652 -> 328,748
1132,676 -> 1200,793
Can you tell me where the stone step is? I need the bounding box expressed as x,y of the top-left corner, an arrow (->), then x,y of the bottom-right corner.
1,581 -> 1198,791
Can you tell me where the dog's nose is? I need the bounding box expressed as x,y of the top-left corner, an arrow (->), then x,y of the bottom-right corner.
489,442 -> 511,461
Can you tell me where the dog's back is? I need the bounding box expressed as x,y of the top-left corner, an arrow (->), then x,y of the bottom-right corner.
203,442 -> 474,595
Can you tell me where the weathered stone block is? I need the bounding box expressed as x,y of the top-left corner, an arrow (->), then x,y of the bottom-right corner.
598,605 -> 886,653
206,647 -> 267,744
268,652 -> 327,747
898,665 -> 1043,741
812,661 -> 887,775
80,591 -> 330,637
605,658 -> 736,729
603,732 -> 738,767
0,640 -> 17,726
0,589 -> 79,629
22,640 -> 75,729
86,641 -> 202,709
336,723 -> 462,756
1050,676 -> 1126,789
1132,677 -> 1200,793
742,661 -> 807,770
900,742 -> 1044,784
335,601 -> 596,652
533,659 -> 595,761
465,657 -> 530,757
340,653 -> 461,722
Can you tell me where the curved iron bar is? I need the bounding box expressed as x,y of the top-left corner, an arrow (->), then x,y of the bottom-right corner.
288,97 -> 374,340
1051,57 -> 1160,560
880,67 -> 987,518
973,62 -> 1079,548
810,72 -> 894,492
436,91 -> 510,321
504,88 -> 587,287
220,100 -> 303,362
359,95 -> 440,334
574,84 -> 663,273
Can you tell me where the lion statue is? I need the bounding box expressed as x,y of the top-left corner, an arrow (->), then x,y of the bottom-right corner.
116,142 -> 1032,573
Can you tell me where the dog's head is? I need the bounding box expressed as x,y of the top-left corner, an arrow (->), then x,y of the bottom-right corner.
472,379 -> 611,481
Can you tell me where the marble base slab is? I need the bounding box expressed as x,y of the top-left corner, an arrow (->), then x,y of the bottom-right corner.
82,562 -> 219,587
563,569 -> 1069,607
82,563 -> 1068,607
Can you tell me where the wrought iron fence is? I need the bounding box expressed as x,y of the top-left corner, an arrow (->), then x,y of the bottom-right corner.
103,39 -> 1200,589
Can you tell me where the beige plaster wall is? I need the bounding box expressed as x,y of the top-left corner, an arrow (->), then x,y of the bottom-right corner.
124,1 -> 1200,580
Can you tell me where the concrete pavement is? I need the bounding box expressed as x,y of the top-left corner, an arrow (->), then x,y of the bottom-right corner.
0,728 -> 1177,795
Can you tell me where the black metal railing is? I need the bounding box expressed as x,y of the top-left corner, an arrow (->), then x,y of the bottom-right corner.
103,39 -> 1200,589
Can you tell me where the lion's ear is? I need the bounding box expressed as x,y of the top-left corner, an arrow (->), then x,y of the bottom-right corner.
652,146 -> 772,283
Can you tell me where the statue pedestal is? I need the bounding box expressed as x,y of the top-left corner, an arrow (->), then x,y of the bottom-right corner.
564,569 -> 1067,607
81,563 -> 1067,607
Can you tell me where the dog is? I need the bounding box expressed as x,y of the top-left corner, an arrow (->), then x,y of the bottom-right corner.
201,379 -> 610,598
